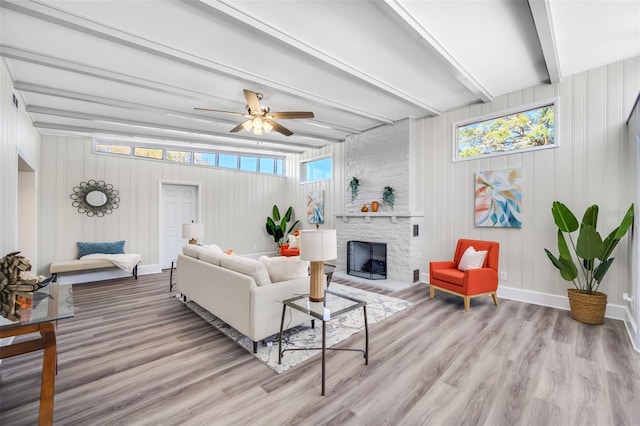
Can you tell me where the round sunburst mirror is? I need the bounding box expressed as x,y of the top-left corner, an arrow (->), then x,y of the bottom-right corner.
70,180 -> 120,217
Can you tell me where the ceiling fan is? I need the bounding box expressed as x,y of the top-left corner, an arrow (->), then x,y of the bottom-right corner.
195,89 -> 314,137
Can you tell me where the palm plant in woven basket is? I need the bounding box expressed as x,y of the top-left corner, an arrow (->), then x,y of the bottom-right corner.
544,201 -> 634,324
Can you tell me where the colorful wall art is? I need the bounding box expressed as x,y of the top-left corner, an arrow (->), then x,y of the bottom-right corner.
475,168 -> 522,228
307,190 -> 324,225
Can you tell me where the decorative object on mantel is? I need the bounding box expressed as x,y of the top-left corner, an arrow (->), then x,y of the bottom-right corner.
0,252 -> 44,321
475,168 -> 522,228
382,186 -> 395,210
544,201 -> 634,324
349,177 -> 360,208
266,205 -> 300,248
371,201 -> 379,212
361,204 -> 369,212
307,190 -> 325,226
70,179 -> 120,217
299,229 -> 337,302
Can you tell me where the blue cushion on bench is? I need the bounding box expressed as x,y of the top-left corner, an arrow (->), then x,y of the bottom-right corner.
77,240 -> 125,259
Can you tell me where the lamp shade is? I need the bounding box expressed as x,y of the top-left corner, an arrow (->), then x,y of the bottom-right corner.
182,222 -> 204,240
299,229 -> 337,261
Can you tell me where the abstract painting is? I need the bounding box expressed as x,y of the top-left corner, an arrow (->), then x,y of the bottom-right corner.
475,168 -> 522,228
307,190 -> 324,225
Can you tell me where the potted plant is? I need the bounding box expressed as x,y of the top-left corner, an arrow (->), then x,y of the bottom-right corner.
265,205 -> 300,248
382,186 -> 395,210
544,201 -> 634,324
349,177 -> 360,206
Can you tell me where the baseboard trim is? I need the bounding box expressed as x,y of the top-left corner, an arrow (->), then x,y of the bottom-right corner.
57,264 -> 161,285
496,285 -> 627,320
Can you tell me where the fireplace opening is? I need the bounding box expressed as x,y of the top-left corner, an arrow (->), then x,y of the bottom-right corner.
347,241 -> 387,280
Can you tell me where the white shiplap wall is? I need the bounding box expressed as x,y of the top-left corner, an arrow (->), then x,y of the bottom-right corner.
419,56 -> 640,305
0,59 -> 41,261
38,137 -> 295,274
289,144 -> 345,232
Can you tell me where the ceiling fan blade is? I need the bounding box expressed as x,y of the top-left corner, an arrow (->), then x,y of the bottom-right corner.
243,90 -> 262,114
194,108 -> 248,117
230,120 -> 251,133
268,120 -> 293,137
269,111 -> 315,119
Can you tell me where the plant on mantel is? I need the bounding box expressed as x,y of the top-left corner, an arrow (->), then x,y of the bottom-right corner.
349,177 -> 360,205
382,186 -> 395,210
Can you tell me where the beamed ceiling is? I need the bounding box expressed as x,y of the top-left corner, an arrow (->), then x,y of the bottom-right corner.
1,0 -> 639,154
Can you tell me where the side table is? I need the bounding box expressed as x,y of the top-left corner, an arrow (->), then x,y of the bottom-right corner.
278,289 -> 368,396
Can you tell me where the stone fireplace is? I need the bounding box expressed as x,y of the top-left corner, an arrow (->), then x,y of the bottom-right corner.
335,118 -> 423,285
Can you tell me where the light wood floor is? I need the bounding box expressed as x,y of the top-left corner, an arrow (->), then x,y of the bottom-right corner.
1,271 -> 639,425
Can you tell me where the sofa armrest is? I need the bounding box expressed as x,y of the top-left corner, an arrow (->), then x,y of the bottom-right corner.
463,268 -> 498,293
250,277 -> 311,340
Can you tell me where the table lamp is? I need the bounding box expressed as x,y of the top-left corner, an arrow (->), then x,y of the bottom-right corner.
182,221 -> 204,245
299,229 -> 337,302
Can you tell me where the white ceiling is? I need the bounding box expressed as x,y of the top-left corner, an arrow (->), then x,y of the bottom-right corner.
1,0 -> 639,155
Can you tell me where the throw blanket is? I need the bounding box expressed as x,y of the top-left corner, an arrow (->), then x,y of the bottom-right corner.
80,253 -> 142,273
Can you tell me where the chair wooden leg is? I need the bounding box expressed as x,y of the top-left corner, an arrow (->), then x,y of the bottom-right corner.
429,286 -> 435,299
491,292 -> 499,306
463,296 -> 470,312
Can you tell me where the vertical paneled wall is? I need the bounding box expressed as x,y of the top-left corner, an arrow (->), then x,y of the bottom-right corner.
0,59 -> 41,259
418,56 -> 640,304
289,144 -> 345,232
38,137 -> 294,274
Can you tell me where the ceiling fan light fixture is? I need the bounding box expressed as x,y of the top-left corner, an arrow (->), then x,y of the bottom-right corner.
253,127 -> 263,135
253,117 -> 263,129
242,120 -> 253,132
262,120 -> 273,133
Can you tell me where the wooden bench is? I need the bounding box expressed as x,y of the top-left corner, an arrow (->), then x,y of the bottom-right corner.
50,259 -> 138,281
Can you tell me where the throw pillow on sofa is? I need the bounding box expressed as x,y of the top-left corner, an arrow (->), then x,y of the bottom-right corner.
220,256 -> 272,286
259,256 -> 309,283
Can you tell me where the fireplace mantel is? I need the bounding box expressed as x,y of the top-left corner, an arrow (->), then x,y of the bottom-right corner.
335,212 -> 423,223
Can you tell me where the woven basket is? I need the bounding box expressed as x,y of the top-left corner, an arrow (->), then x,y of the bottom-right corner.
567,289 -> 607,325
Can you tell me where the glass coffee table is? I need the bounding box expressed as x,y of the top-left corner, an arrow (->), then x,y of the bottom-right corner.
0,283 -> 74,424
278,289 -> 368,396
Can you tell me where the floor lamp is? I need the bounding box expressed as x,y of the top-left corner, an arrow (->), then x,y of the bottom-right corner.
182,221 -> 204,245
299,229 -> 337,302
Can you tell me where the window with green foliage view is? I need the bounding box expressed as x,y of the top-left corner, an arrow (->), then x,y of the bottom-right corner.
454,99 -> 556,161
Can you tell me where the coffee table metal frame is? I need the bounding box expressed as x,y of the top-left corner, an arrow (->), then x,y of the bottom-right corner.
278,289 -> 368,396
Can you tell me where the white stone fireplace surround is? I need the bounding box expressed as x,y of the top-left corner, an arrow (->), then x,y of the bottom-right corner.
335,213 -> 423,284
336,118 -> 423,286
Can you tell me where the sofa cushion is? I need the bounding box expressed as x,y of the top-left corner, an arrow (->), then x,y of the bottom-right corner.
259,256 -> 309,283
202,243 -> 223,253
220,256 -> 272,286
458,246 -> 487,271
431,268 -> 465,286
199,249 -> 226,266
183,244 -> 205,258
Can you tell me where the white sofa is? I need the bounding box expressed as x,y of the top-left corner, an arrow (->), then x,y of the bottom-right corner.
177,245 -> 314,352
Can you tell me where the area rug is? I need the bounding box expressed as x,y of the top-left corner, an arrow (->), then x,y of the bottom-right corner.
178,283 -> 410,373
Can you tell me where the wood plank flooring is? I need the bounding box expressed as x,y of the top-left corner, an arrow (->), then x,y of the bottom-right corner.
1,271 -> 639,425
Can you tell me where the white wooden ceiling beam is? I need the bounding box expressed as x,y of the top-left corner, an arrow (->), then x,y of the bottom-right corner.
191,0 -> 441,116
381,0 -> 493,103
1,0 -> 393,124
528,0 -> 562,83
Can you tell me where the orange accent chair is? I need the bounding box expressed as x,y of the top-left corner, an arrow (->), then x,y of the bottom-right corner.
429,239 -> 500,312
280,230 -> 300,257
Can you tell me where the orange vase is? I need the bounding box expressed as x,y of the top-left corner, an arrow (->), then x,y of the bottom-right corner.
361,204 -> 369,212
371,201 -> 379,212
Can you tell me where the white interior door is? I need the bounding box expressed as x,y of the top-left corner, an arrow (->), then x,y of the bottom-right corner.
160,184 -> 198,269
